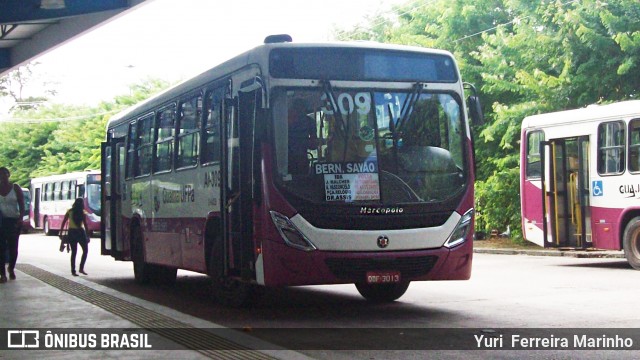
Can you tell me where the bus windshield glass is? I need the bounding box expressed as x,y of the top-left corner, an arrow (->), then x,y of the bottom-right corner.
87,182 -> 101,215
272,88 -> 467,204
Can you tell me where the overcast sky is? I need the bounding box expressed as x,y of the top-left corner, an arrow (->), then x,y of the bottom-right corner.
26,0 -> 408,107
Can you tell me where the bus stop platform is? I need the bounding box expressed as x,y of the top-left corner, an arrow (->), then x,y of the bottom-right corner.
474,245 -> 625,258
0,262 -> 312,360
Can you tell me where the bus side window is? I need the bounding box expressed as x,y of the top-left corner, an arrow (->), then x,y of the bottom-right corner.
70,180 -> 77,199
526,131 -> 544,178
136,114 -> 154,177
177,95 -> 202,168
629,118 -> 640,172
597,121 -> 625,175
61,181 -> 69,200
202,88 -> 223,165
53,182 -> 60,201
126,122 -> 137,179
155,105 -> 176,173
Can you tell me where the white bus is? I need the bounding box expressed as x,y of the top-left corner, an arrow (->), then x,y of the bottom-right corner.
30,170 -> 101,236
102,35 -> 482,305
521,100 -> 640,268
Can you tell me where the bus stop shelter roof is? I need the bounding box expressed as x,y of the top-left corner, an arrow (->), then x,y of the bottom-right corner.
0,0 -> 150,77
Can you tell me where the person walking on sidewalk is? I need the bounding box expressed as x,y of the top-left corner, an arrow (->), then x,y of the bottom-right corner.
0,167 -> 24,283
60,198 -> 90,276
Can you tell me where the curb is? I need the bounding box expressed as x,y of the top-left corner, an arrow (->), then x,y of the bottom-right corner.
474,247 -> 625,258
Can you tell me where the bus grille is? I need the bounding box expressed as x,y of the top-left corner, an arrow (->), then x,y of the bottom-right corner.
324,255 -> 438,281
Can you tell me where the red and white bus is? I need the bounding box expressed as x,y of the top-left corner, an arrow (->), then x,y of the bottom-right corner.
102,36 -> 482,304
30,170 -> 102,236
521,100 -> 640,269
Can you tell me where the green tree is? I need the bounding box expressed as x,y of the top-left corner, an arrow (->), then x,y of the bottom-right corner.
0,121 -> 58,187
0,77 -> 171,186
0,62 -> 57,112
336,0 -> 640,241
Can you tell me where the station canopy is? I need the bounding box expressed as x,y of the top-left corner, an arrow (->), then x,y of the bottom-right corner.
0,0 -> 150,77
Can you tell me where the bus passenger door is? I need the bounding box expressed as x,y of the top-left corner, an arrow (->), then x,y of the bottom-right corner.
541,137 -> 590,248
221,84 -> 261,280
33,188 -> 41,228
101,138 -> 125,258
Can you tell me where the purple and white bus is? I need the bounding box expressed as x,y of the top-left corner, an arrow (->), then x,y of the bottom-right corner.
521,100 -> 640,269
102,36 -> 482,305
30,170 -> 101,236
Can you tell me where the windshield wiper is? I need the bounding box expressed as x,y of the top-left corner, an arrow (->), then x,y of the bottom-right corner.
396,82 -> 424,131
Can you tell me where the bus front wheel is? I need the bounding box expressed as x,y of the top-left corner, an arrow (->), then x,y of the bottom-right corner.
623,217 -> 640,270
355,281 -> 411,303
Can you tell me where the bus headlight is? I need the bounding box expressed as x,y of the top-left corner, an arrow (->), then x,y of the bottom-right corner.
444,209 -> 474,248
270,211 -> 317,252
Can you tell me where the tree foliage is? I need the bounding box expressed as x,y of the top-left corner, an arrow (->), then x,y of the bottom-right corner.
0,62 -> 57,111
0,78 -> 171,188
337,0 -> 640,240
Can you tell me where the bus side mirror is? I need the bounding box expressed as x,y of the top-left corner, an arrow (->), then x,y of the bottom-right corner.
469,95 -> 484,125
464,82 -> 484,126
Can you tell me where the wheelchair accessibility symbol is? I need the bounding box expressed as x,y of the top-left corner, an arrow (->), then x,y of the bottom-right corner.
592,180 -> 603,196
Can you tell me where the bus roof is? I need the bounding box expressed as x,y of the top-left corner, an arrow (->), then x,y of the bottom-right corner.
106,40 -> 455,130
522,100 -> 640,129
30,170 -> 100,184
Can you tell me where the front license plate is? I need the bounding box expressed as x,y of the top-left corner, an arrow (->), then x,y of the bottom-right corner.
366,271 -> 401,284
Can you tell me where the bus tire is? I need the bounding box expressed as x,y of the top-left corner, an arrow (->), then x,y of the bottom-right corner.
207,228 -> 253,307
623,217 -> 640,270
131,222 -> 153,284
355,281 -> 411,303
44,217 -> 56,236
151,266 -> 177,285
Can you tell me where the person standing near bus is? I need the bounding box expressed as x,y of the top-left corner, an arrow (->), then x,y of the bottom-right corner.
60,198 -> 90,276
288,98 -> 318,175
0,167 -> 24,283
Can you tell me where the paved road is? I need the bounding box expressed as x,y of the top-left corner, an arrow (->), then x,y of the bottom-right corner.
12,233 -> 640,359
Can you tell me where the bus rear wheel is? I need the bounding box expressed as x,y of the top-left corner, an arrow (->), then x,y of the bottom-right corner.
131,223 -> 153,284
355,281 -> 411,303
44,218 -> 56,236
623,217 -> 640,270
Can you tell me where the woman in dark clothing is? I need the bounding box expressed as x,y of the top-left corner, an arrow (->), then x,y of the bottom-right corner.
0,167 -> 24,283
60,198 -> 90,276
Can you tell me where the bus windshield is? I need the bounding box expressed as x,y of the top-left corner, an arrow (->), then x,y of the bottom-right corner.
272,87 -> 467,204
87,182 -> 101,215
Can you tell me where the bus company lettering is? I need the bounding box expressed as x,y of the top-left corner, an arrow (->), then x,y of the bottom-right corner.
360,206 -> 404,214
131,185 -> 144,207
162,184 -> 195,204
204,170 -> 220,188
619,183 -> 640,198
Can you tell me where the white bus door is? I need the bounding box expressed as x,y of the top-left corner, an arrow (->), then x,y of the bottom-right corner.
220,86 -> 261,281
541,137 -> 591,248
101,138 -> 125,258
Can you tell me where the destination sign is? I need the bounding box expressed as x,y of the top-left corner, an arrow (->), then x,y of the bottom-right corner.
318,162 -> 380,202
